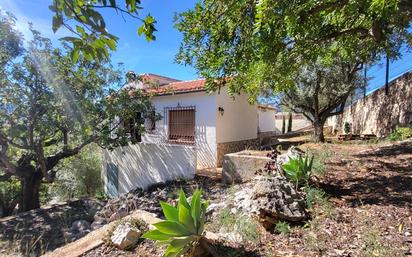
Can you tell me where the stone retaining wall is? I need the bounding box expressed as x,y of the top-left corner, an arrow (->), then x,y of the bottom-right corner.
216,138 -> 260,167
327,71 -> 412,137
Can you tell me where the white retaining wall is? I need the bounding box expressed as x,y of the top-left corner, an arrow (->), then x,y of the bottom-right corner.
102,143 -> 196,196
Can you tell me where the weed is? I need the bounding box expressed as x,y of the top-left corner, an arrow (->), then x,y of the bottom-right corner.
275,221 -> 290,234
387,126 -> 412,141
304,232 -> 328,254
305,147 -> 333,177
304,187 -> 327,209
304,187 -> 335,218
236,215 -> 261,243
209,207 -> 261,244
228,184 -> 237,200
363,229 -> 387,257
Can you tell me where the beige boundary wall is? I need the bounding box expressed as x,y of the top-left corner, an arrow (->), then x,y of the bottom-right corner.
327,72 -> 412,137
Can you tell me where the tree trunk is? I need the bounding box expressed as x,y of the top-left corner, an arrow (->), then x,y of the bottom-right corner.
313,119 -> 325,143
287,112 -> 293,132
20,171 -> 43,212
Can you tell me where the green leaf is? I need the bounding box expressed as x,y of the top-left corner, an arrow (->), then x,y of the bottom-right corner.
160,201 -> 179,222
178,201 -> 197,234
52,15 -> 63,33
153,221 -> 191,236
190,189 -> 201,229
178,189 -> 190,210
141,229 -> 173,241
164,244 -> 183,257
71,49 -> 80,63
170,236 -> 194,248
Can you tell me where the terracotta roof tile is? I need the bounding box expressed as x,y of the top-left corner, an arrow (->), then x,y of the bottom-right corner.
145,79 -> 206,95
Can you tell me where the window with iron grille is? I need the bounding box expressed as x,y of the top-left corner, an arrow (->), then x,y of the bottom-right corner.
165,106 -> 195,144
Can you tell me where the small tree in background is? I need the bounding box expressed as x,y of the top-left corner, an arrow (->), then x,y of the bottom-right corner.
281,115 -> 286,134
287,112 -> 293,133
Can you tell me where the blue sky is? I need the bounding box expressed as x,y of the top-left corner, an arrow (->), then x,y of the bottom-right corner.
0,0 -> 411,93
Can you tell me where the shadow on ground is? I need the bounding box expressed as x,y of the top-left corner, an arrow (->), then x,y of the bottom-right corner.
318,141 -> 412,207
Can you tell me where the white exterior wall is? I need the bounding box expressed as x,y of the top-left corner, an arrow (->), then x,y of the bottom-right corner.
258,108 -> 277,133
142,92 -> 218,168
102,143 -> 196,196
216,90 -> 258,143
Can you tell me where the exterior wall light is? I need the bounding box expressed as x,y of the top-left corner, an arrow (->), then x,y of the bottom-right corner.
218,107 -> 224,116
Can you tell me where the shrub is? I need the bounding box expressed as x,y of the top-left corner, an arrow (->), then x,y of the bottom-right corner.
387,126 -> 412,141
50,144 -> 103,200
282,155 -> 314,188
343,122 -> 351,134
142,189 -> 214,257
0,178 -> 20,217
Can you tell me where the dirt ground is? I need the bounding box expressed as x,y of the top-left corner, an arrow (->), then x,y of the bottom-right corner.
83,139 -> 412,257
257,139 -> 412,257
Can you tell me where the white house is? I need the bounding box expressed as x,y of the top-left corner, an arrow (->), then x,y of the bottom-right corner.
125,73 -> 278,168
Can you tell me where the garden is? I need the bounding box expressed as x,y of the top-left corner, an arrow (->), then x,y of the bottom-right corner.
2,134 -> 408,257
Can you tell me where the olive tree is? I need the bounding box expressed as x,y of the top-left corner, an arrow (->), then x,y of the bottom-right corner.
0,14 -> 154,212
280,60 -> 363,142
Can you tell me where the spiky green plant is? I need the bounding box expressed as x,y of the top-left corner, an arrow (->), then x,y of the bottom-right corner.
142,189 -> 214,257
282,155 -> 314,188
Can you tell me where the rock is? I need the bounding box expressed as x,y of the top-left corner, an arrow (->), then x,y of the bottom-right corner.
71,220 -> 91,232
206,202 -> 226,216
107,204 -> 129,222
110,223 -> 142,250
234,176 -> 307,226
277,146 -> 305,167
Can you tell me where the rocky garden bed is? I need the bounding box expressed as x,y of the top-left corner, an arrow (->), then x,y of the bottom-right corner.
83,140 -> 411,257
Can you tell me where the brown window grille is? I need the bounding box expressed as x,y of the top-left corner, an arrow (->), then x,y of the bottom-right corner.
165,106 -> 195,144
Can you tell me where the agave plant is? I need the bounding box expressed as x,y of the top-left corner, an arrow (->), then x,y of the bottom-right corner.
142,189 -> 215,257
282,155 -> 314,188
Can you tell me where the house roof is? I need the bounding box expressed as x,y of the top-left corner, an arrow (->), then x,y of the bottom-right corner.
140,73 -> 181,86
257,104 -> 277,111
145,78 -> 206,96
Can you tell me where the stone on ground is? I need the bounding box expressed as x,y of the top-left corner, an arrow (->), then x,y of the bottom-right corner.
110,222 -> 142,250
234,176 -> 307,226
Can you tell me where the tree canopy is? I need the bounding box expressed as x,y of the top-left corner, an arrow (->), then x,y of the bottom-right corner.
50,0 -> 157,62
280,59 -> 363,142
0,14 -> 155,211
175,0 -> 412,101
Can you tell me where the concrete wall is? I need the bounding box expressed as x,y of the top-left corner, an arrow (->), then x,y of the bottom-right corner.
327,72 -> 412,137
142,91 -> 218,168
103,143 -> 196,196
222,151 -> 270,183
258,107 -> 278,133
216,90 -> 258,143
274,113 -> 311,132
